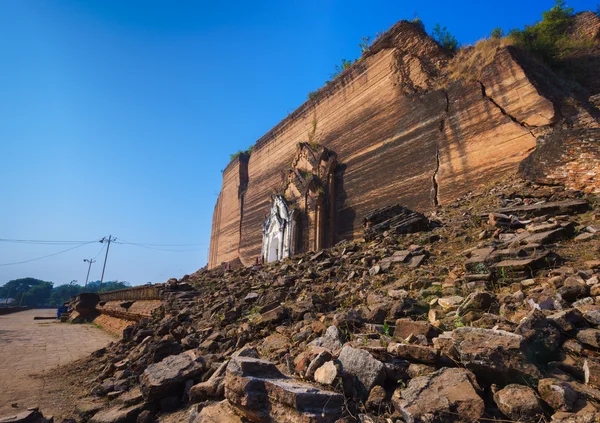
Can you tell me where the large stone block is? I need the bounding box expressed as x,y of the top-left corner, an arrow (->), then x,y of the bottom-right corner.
452,327 -> 542,384
139,350 -> 206,401
225,356 -> 343,423
393,368 -> 484,423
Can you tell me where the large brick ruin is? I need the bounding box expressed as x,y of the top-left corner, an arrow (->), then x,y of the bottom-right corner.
209,15 -> 600,269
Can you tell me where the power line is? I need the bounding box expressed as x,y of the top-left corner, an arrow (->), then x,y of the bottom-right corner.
0,238 -> 96,245
0,242 -> 97,267
92,242 -> 107,260
112,241 -> 203,252
115,238 -> 205,247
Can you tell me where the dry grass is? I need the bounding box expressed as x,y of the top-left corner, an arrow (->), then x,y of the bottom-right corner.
437,36 -> 516,87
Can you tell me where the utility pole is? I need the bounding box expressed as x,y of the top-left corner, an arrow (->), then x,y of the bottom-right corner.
99,235 -> 116,293
83,258 -> 96,290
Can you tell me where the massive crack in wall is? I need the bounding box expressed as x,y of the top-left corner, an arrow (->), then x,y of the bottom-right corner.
208,20 -> 599,269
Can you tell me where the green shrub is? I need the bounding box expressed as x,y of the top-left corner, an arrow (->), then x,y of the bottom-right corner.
330,58 -> 352,79
491,27 -> 504,39
229,145 -> 253,161
432,23 -> 459,53
509,0 -> 574,65
358,36 -> 371,55
412,17 -> 425,32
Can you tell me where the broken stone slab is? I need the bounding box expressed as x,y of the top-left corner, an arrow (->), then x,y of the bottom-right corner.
387,342 -> 439,364
307,325 -> 343,353
380,250 -> 412,271
522,222 -> 575,245
515,309 -> 562,361
139,350 -> 206,401
437,296 -> 464,311
574,232 -> 595,242
576,328 -> 600,349
558,275 -> 590,302
497,200 -> 589,218
457,291 -> 497,316
492,251 -> 555,277
392,368 -> 484,423
452,327 -> 542,385
0,410 -> 53,423
258,305 -> 287,326
225,356 -> 344,423
393,319 -> 442,340
89,403 -> 146,423
190,400 -> 245,423
538,378 -> 579,412
76,399 -> 105,421
408,254 -> 427,268
493,384 -> 543,421
551,305 -> 589,331
464,247 -> 495,272
189,361 -> 228,404
338,346 -> 386,400
363,205 -> 429,241
526,221 -> 560,233
576,304 -> 600,325
488,212 -> 519,228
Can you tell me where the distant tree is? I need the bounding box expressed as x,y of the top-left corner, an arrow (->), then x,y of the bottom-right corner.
432,23 -> 459,53
491,27 -> 504,39
1,278 -> 133,307
49,282 -> 85,306
85,280 -> 131,293
0,278 -> 52,305
21,282 -> 53,306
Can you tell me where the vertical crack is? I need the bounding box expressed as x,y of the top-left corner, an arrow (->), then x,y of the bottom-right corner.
432,90 -> 449,208
479,81 -> 536,138
432,119 -> 443,208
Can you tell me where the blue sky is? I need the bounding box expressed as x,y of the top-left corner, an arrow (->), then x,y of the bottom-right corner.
0,0 -> 597,287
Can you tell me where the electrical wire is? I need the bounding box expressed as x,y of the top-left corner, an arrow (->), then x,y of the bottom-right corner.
92,242 -> 107,260
114,238 -> 204,252
0,241 -> 97,266
115,238 -> 204,247
0,238 -> 96,245
112,241 -> 203,252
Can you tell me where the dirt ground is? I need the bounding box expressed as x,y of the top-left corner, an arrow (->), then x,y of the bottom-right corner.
0,309 -> 116,419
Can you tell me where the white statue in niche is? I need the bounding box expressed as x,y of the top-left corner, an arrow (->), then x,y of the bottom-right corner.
262,195 -> 296,263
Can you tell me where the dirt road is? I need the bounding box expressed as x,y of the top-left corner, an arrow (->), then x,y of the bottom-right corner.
0,309 -> 114,417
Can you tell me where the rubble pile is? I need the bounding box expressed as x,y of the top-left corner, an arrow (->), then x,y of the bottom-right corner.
44,179 -> 600,422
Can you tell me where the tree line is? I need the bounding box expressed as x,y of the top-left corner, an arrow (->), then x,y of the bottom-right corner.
0,278 -> 130,307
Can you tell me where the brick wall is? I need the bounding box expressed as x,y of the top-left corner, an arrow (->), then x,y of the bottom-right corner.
99,285 -> 162,302
520,128 -> 600,194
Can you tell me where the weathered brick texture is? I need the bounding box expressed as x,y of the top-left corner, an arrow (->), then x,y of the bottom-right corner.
520,129 -> 600,194
209,19 -> 600,269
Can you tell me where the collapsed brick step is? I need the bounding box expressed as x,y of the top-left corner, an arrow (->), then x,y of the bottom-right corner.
497,199 -> 589,218
363,205 -> 429,241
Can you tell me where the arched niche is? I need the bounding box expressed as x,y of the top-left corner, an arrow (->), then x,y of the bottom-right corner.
261,195 -> 296,263
261,143 -> 337,264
